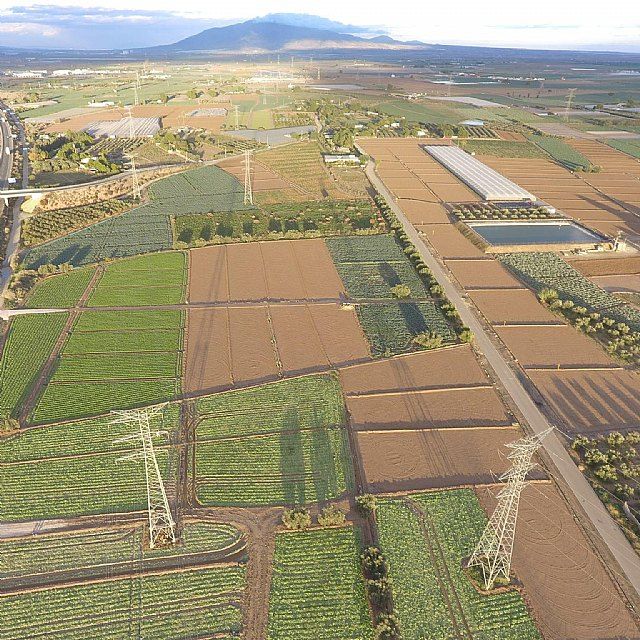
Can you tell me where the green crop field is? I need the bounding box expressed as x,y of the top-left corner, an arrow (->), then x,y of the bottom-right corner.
0,565 -> 245,640
0,405 -> 179,520
605,138 -> 640,159
376,490 -> 540,640
458,140 -> 547,158
31,309 -> 184,423
327,235 -> 429,299
356,301 -> 456,357
0,313 -> 68,418
87,251 -> 187,307
267,527 -> 372,640
174,199 -> 381,246
500,252 -> 640,331
374,99 -> 460,125
529,135 -> 592,170
25,267 -> 96,309
194,375 -> 354,506
22,166 -> 252,269
0,521 -> 242,579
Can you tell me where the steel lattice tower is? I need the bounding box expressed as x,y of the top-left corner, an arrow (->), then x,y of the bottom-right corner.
243,150 -> 253,205
112,405 -> 176,549
466,428 -> 553,590
126,106 -> 141,200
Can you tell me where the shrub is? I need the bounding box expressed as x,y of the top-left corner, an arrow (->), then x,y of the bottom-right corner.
413,331 -> 444,350
362,547 -> 388,580
355,493 -> 377,517
317,504 -> 346,527
374,613 -> 402,640
390,284 -> 411,299
282,507 -> 312,530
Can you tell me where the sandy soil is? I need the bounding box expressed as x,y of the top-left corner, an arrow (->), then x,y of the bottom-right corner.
226,243 -> 269,301
339,345 -> 488,395
417,224 -> 487,258
590,274 -> 640,293
260,241 -> 308,299
428,182 -> 478,203
289,240 -> 346,299
346,387 -> 512,430
188,245 -> 229,303
527,368 -> 640,433
398,200 -> 451,224
470,289 -> 561,324
568,256 -> 640,277
355,428 -> 523,492
494,325 -> 617,368
445,259 -> 524,289
477,482 -> 640,639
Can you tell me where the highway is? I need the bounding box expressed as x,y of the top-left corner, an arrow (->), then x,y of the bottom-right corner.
0,101 -> 28,299
366,161 -> 640,600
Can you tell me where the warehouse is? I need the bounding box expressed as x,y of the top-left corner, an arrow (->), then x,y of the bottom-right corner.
84,117 -> 161,139
424,145 -> 536,201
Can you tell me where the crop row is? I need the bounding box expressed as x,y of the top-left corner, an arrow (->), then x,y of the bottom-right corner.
0,565 -> 245,640
0,313 -> 67,418
376,490 -> 540,639
326,234 -> 408,264
25,267 -> 96,309
1,521 -> 242,579
267,527 -> 372,640
529,135 -> 593,171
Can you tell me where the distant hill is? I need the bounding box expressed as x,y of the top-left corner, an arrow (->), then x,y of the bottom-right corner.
147,19 -> 427,53
253,13 -> 382,36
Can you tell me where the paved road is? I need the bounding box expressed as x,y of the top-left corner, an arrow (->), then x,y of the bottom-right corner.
366,161 -> 640,597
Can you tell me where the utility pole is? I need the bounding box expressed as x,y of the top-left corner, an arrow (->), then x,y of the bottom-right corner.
112,404 -> 176,549
466,428 -> 553,590
234,104 -> 239,129
243,149 -> 253,205
564,88 -> 577,121
126,106 -> 141,200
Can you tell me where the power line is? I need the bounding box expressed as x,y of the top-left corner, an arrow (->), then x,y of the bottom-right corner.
467,427 -> 553,590
113,404 -> 176,549
243,149 -> 253,206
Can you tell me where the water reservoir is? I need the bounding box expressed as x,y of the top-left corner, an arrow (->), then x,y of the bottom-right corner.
467,221 -> 606,247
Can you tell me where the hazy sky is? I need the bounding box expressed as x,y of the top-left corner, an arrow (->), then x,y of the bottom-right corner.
0,0 -> 639,51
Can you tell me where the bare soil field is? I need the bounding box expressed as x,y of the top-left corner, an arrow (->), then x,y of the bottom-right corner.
494,325 -> 617,368
417,224 -> 487,258
355,428 -> 522,492
469,289 -> 562,324
527,368 -> 640,433
428,182 -> 479,203
445,258 -> 524,289
346,387 -> 512,430
189,240 -> 344,303
590,274 -> 640,293
397,200 -> 451,224
568,139 -> 640,177
477,482 -> 640,639
339,345 -> 489,395
568,256 -> 640,277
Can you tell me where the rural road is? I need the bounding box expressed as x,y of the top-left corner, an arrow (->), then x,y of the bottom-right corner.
366,161 -> 640,598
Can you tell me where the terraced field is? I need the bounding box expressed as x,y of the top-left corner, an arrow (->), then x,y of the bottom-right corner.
267,527 -> 372,640
376,489 -> 540,640
193,375 -> 353,506
31,310 -> 184,422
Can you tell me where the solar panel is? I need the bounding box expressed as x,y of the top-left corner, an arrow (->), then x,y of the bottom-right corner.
424,145 -> 536,201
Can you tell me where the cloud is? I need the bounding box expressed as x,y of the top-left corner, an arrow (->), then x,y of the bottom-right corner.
0,21 -> 60,36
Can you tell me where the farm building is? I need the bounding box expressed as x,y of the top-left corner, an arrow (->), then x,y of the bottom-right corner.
83,117 -> 161,139
323,153 -> 360,165
424,145 -> 536,201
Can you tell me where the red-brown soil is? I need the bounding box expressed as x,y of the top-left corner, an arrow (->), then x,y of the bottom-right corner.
469,289 -> 561,324
494,325 -> 616,368
590,274 -> 640,293
226,244 -> 268,301
339,345 -> 488,395
188,245 -> 229,303
445,258 -> 524,289
346,387 -> 512,430
355,428 -> 523,492
477,482 -> 640,639
568,256 -> 640,277
527,368 -> 640,433
397,200 -> 451,224
417,224 -> 487,258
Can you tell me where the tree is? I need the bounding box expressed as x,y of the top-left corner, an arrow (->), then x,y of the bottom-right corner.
390,284 -> 411,299
317,504 -> 346,527
282,507 -> 311,530
355,494 -> 377,517
186,89 -> 200,100
333,128 -> 354,149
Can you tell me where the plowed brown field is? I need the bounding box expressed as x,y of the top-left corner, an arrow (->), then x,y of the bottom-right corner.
494,325 -> 616,368
527,368 -> 640,433
355,428 -> 522,492
568,256 -> 640,277
347,387 -> 512,430
477,482 -> 640,639
445,259 -> 524,289
398,200 -> 451,224
417,224 -> 487,258
470,289 -> 561,324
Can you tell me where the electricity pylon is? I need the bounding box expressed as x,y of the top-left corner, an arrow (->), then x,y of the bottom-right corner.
243,149 -> 253,205
564,88 -> 577,121
466,427 -> 553,590
112,404 -> 176,549
126,106 -> 141,200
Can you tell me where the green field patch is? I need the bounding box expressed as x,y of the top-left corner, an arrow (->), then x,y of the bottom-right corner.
64,329 -> 181,354
605,138 -> 640,159
0,521 -> 242,579
357,301 -> 455,357
0,565 -> 245,640
326,234 -> 406,263
459,139 -> 547,158
74,309 -> 182,331
87,285 -> 185,307
529,135 -> 592,170
375,98 -> 460,125
0,313 -> 68,418
25,267 -> 96,309
194,375 -> 353,506
377,489 -> 540,640
267,526 -> 373,640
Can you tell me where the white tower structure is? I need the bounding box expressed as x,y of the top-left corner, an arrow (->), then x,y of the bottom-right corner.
113,405 -> 176,549
243,150 -> 254,205
466,428 -> 553,590
125,106 -> 141,200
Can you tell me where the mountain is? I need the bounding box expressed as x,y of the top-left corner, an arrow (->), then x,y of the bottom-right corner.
147,19 -> 427,53
252,13 -> 383,36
